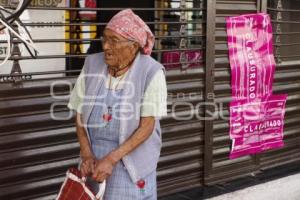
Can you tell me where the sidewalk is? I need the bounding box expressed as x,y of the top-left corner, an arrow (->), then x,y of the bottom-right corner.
206,173 -> 300,200
159,161 -> 300,200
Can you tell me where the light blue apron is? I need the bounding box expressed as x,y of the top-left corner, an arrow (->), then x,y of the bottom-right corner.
87,85 -> 157,200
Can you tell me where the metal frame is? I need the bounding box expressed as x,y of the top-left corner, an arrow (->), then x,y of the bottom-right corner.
0,1 -> 206,198
203,0 -> 216,183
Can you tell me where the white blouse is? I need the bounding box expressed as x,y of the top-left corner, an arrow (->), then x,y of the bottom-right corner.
68,69 -> 168,118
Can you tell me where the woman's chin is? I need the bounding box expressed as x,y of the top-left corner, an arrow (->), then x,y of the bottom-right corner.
105,62 -> 119,69
104,59 -> 116,67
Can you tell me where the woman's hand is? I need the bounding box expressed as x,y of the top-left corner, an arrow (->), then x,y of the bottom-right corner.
92,154 -> 118,182
80,155 -> 96,177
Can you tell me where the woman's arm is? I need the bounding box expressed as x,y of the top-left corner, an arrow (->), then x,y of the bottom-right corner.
76,113 -> 93,157
110,116 -> 155,161
92,69 -> 167,182
76,113 -> 95,176
92,116 -> 155,182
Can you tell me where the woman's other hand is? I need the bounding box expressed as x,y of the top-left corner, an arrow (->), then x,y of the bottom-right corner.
80,155 -> 95,177
92,154 -> 118,182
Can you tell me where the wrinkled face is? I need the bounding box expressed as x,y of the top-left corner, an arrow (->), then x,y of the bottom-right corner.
102,29 -> 140,68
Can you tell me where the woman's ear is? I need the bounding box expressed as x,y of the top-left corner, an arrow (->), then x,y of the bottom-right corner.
132,42 -> 140,54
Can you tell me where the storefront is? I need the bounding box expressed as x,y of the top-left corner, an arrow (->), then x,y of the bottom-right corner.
0,0 -> 299,199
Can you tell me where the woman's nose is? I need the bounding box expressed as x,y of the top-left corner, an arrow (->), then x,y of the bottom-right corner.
102,41 -> 111,51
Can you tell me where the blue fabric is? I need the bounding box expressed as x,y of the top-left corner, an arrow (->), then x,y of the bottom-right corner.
87,87 -> 157,200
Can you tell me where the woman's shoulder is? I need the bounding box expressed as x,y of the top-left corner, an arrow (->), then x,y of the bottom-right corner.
137,55 -> 165,86
86,52 -> 105,62
139,54 -> 164,70
84,52 -> 106,73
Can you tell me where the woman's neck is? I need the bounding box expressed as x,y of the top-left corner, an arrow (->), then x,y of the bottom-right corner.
108,51 -> 139,77
108,65 -> 130,77
108,56 -> 136,77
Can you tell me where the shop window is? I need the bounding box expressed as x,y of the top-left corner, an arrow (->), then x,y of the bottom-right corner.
154,0 -> 204,70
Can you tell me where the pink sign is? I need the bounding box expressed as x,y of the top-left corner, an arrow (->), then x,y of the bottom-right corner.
226,13 -> 288,159
162,50 -> 203,70
229,95 -> 287,159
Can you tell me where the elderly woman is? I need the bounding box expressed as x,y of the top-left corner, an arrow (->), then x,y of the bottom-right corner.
67,9 -> 167,199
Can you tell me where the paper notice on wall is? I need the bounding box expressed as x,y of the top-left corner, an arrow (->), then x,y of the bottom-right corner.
226,13 -> 288,159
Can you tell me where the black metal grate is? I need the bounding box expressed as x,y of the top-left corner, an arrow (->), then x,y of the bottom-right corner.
0,1 -> 206,199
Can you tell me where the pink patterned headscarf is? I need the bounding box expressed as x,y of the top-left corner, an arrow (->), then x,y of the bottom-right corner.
105,9 -> 155,55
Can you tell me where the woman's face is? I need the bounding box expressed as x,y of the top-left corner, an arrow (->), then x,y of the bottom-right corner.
102,29 -> 140,69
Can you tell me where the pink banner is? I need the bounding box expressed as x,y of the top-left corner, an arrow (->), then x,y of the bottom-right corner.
226,13 -> 288,159
229,95 -> 287,159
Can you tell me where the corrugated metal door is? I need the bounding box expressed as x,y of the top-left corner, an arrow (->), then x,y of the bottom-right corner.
0,78 -> 79,200
152,1 -> 205,195
204,0 -> 300,185
0,1 -> 205,199
0,0 -> 299,199
259,0 -> 300,169
204,0 -> 261,185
